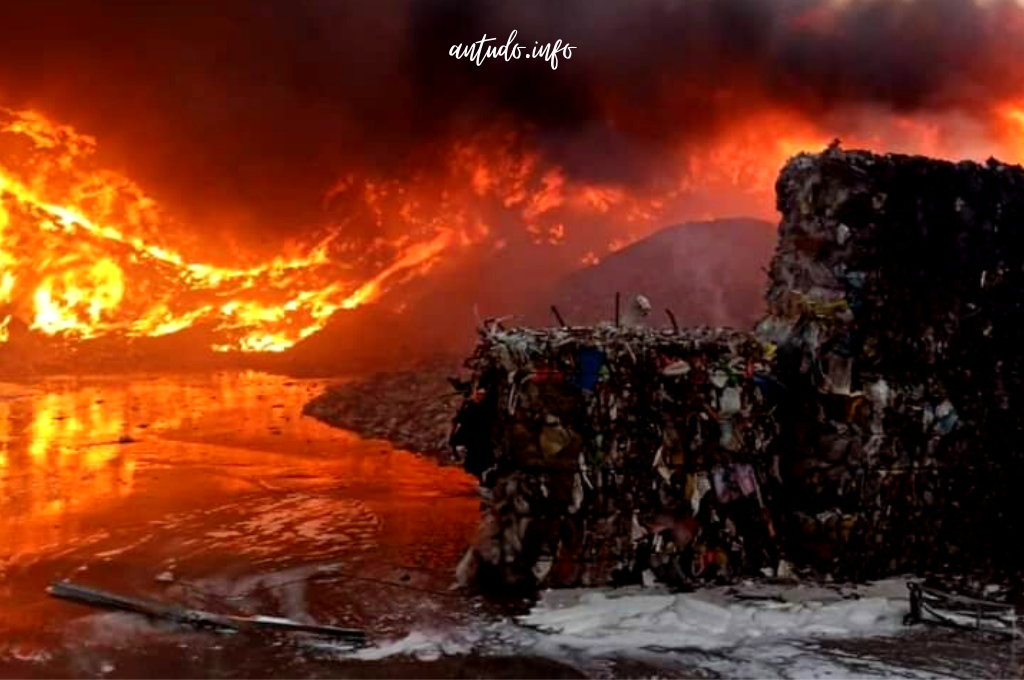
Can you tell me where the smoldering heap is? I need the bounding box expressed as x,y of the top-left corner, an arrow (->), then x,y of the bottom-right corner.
453,147 -> 1024,590
452,322 -> 781,589
760,147 -> 1024,581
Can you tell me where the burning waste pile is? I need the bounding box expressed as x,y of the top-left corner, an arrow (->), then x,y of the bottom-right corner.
451,321 -> 783,589
452,147 -> 1024,592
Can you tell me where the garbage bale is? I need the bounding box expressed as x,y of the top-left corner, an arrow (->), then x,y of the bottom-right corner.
759,147 -> 1024,580
451,322 -> 781,589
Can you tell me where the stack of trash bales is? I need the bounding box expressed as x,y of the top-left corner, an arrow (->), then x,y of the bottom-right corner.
452,322 -> 781,589
759,147 -> 1024,579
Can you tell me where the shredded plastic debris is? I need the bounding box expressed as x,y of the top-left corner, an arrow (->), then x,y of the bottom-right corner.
451,323 -> 781,589
451,147 -> 1024,592
760,148 -> 1024,580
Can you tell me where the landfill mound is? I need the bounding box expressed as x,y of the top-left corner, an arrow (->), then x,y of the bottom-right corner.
759,148 -> 1024,580
540,218 -> 775,330
303,357 -> 462,460
452,323 -> 781,589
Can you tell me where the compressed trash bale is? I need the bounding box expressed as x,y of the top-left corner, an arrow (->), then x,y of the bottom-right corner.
759,147 -> 1024,580
451,322 -> 781,589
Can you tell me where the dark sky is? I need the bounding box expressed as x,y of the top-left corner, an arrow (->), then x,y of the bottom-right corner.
0,0 -> 1021,243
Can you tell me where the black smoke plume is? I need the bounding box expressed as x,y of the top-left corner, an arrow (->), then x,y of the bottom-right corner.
0,0 -> 1019,243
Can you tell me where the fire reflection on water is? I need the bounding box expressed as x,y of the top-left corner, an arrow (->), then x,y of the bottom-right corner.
1,374 -> 305,541
0,372 -> 478,569
1,382 -> 141,556
0,372 -> 481,660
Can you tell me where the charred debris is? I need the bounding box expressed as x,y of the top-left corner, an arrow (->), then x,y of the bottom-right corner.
450,148 -> 1024,593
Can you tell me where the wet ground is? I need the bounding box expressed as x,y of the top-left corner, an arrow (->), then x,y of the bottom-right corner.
0,372 -> 1019,678
0,372 -> 521,677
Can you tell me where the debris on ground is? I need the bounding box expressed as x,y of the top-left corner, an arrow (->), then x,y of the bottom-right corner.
452,323 -> 781,589
906,581 -> 1021,638
303,357 -> 463,461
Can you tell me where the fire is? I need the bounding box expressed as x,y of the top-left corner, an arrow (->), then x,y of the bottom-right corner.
1,103 -> 1022,357
340,228 -> 457,310
0,109 -> 648,354
0,108 -> 496,353
998,103 -> 1024,162
32,258 -> 125,337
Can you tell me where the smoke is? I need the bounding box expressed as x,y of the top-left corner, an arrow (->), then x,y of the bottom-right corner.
0,0 -> 1020,246
413,0 -> 1024,180
0,0 -> 1021,370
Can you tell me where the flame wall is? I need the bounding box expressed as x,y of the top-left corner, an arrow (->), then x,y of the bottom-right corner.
0,0 -> 1023,369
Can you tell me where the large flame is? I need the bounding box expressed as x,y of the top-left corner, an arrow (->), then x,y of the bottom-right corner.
0,109 -> 489,352
1,104 -> 1022,355
0,108 -> 654,353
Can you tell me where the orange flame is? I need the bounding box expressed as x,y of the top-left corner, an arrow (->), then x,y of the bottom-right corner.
0,109 -> 647,353
1,104 -> 1022,355
0,109 -> 494,352
998,102 -> 1024,162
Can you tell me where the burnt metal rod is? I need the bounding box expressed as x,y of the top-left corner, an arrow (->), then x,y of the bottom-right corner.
665,308 -> 680,333
550,305 -> 567,328
615,292 -> 621,327
48,581 -> 366,641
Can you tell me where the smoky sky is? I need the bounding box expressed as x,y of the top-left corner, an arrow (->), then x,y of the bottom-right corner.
0,0 -> 1021,242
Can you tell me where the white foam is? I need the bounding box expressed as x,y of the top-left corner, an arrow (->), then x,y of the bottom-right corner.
519,580 -> 910,653
348,630 -> 478,662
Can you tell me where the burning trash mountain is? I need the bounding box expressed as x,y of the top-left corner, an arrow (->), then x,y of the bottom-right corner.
6,2 -> 1024,677
3,1 -> 1024,377
452,147 -> 1024,591
0,106 -> 665,373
